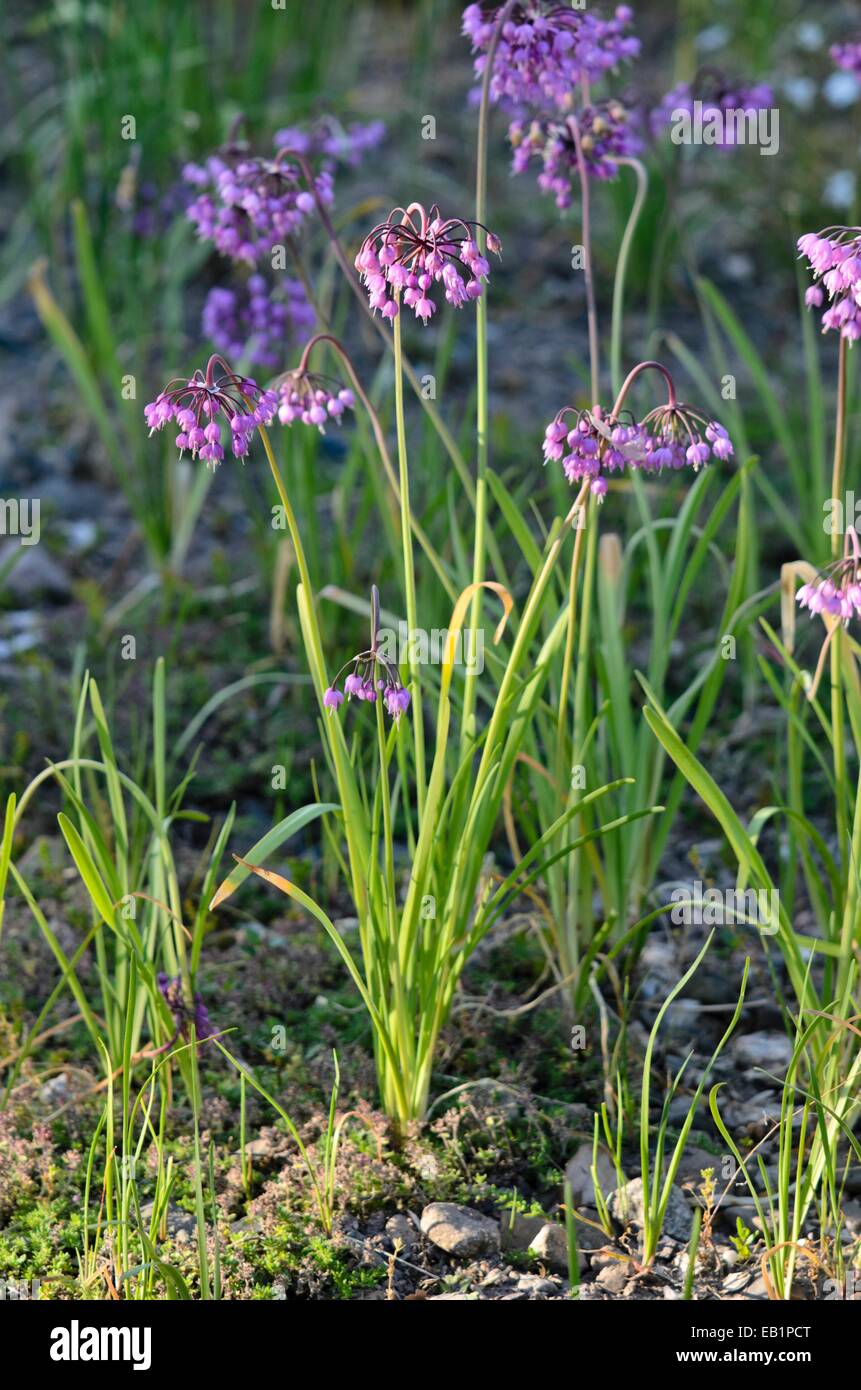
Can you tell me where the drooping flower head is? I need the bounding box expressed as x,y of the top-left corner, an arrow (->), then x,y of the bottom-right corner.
202,274 -> 315,370
797,527 -> 861,625
156,973 -> 216,1052
543,366 -> 733,495
798,227 -> 861,342
355,203 -> 502,322
144,355 -> 278,467
510,100 -> 641,203
323,586 -> 411,723
462,3 -> 639,112
275,368 -> 355,433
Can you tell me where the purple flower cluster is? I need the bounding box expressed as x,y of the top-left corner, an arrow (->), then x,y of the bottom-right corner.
650,77 -> 774,144
355,204 -> 502,323
145,357 -> 278,466
462,3 -> 639,111
510,100 -> 640,202
202,275 -> 315,370
276,370 -> 356,432
831,41 -> 861,76
543,402 -> 733,494
797,570 -> 861,623
185,151 -> 331,265
324,656 -> 411,722
273,117 -> 386,167
798,228 -> 861,342
157,973 -> 216,1050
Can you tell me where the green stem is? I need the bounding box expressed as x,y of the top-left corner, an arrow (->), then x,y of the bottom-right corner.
610,158 -> 649,398
831,338 -> 849,877
392,308 -> 426,818
461,0 -> 514,752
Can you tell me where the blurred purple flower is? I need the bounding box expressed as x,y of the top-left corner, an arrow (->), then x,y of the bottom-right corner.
156,973 -> 216,1050
650,74 -> 774,145
184,149 -> 331,265
202,274 -> 314,369
273,117 -> 386,167
462,3 -> 639,111
510,99 -> 641,202
831,41 -> 861,76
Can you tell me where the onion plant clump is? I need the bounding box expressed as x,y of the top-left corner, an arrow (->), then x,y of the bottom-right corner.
142,1 -> 735,1125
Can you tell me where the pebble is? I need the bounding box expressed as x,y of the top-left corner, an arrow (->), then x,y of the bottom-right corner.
420,1202 -> 499,1259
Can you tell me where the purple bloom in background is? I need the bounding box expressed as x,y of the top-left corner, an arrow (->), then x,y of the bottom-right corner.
202,275 -> 314,369
510,99 -> 641,202
145,356 -> 278,467
798,228 -> 861,342
156,973 -> 216,1051
355,203 -> 502,322
273,116 -> 386,167
184,148 -> 331,265
462,3 -> 639,112
831,41 -> 861,76
650,74 -> 774,146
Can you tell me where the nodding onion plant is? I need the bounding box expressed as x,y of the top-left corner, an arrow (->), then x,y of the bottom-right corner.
142,3 -> 737,1126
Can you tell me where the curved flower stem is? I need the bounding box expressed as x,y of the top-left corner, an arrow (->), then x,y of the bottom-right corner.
286,149 -> 476,503
611,158 -> 649,398
294,333 -> 456,602
393,307 -> 426,818
461,0 -> 516,754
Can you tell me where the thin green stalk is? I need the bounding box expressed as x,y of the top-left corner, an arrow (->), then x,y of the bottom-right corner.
461,0 -> 514,751
611,158 -> 649,398
831,338 -> 849,876
392,308 -> 426,817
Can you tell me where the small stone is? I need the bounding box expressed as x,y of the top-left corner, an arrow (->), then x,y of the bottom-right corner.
516,1273 -> 558,1297
39,1073 -> 71,1106
722,1270 -> 751,1292
139,1202 -> 197,1243
242,1136 -> 277,1161
674,1145 -> 723,1185
595,1260 -> 633,1294
529,1222 -> 577,1275
385,1213 -> 418,1248
610,1177 -> 693,1244
420,1202 -> 499,1259
746,1275 -> 770,1298
565,1141 -> 617,1209
500,1212 -> 546,1254
0,543 -> 70,601
732,1031 -> 792,1072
